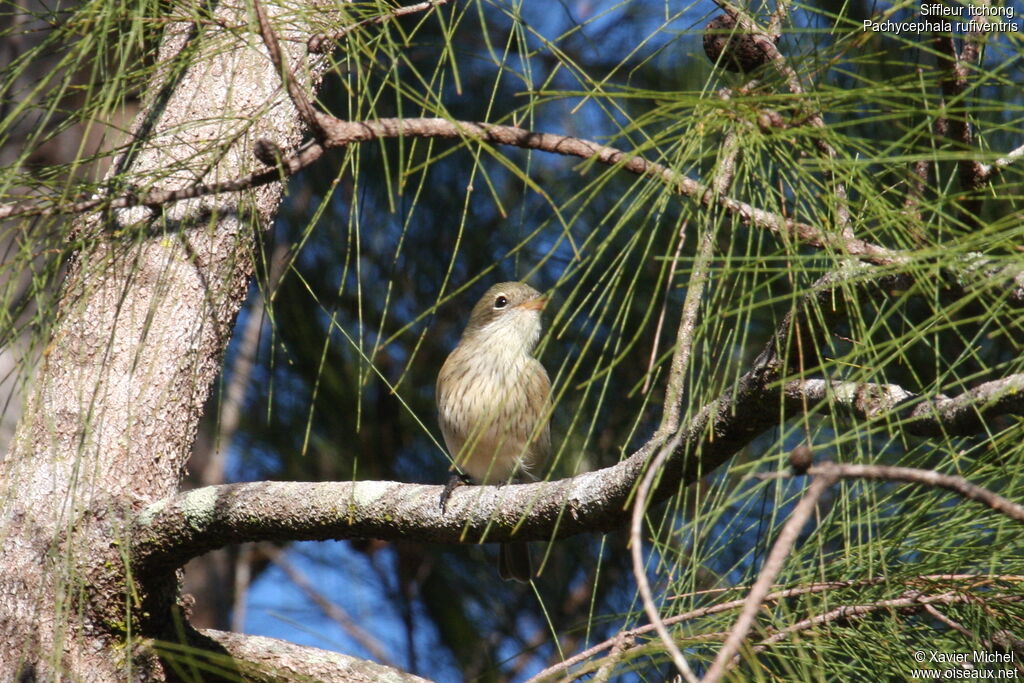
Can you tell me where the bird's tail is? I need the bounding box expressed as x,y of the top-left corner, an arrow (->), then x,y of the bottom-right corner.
498,541 -> 532,582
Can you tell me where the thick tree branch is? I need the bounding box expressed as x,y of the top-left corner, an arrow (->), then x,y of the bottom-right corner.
175,630 -> 430,683
133,201 -> 840,578
783,374 -> 1024,437
133,321 -> 792,574
133,262 -> 1024,579
132,367 -> 1024,578
0,0 -> 335,675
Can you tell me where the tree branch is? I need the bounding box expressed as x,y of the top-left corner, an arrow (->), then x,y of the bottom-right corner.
0,140 -> 326,220
132,249 -> 1024,580
0,116 -> 895,263
749,590 -> 1023,655
935,8 -> 992,212
253,0 -> 327,142
979,141 -> 1024,182
706,455 -> 1024,680
632,123 -> 740,683
308,0 -> 452,53
713,1 -> 852,235
561,587 -> 1024,681
133,211 -> 858,579
323,116 -> 889,260
903,93 -> 948,228
199,242 -> 290,487
702,475 -> 834,682
527,574 -> 1024,681
783,374 -> 1024,437
171,629 -> 430,682
265,546 -> 395,667
796,461 -> 1024,523
132,367 -> 1024,578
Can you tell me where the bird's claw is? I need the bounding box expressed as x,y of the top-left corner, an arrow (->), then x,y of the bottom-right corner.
439,472 -> 473,513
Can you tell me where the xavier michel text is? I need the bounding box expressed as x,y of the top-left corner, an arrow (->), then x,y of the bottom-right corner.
915,650 -> 1017,664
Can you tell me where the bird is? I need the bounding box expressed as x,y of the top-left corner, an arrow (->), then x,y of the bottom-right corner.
436,282 -> 551,582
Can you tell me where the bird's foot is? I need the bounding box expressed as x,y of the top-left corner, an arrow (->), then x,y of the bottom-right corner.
439,472 -> 473,513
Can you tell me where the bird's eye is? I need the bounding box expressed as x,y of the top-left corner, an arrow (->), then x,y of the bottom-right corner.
494,295 -> 509,309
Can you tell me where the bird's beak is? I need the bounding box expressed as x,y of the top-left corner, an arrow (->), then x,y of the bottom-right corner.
517,296 -> 548,311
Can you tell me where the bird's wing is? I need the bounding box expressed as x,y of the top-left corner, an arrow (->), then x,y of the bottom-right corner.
526,357 -> 552,463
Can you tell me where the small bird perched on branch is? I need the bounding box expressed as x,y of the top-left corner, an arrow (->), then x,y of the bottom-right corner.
436,282 -> 552,582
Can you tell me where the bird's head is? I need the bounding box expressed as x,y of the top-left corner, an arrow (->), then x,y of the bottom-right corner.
462,281 -> 547,355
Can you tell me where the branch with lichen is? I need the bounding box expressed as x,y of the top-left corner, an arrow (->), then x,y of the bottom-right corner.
130,363 -> 1024,581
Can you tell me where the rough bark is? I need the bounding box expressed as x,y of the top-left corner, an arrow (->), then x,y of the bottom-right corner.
0,1 -> 327,678
179,630 -> 430,683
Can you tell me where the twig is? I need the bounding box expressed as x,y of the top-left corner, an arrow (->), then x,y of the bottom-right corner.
935,35 -> 985,192
934,6 -> 992,212
253,0 -> 327,142
767,0 -> 791,39
231,543 -> 254,633
956,0 -> 991,192
510,574 -> 594,677
201,241 -> 290,486
673,573 -> 1024,603
927,609 -> 1024,674
802,462 -> 1024,523
0,117 -> 896,264
658,125 -> 735,437
922,603 -> 976,641
641,220 -> 687,396
979,142 -> 1024,182
0,140 -> 325,221
903,76 -> 947,229
749,591 -> 1024,653
630,125 -> 739,682
658,229 -> 714,437
591,632 -> 635,683
705,458 -> 1024,679
630,434 -> 699,683
308,0 -> 451,53
526,574 -> 1024,682
702,474 -> 835,682
567,589 -> 1022,680
713,0 -> 852,235
266,546 -> 395,667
